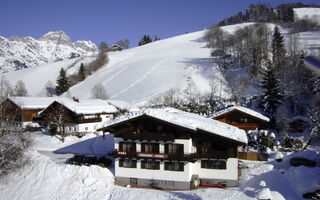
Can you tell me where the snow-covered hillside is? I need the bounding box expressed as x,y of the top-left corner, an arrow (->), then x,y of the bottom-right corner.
294,7 -> 320,21
3,8 -> 320,104
0,30 -> 97,72
5,30 -> 232,103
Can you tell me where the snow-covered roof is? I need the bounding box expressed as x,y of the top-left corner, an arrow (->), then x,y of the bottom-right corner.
98,108 -> 247,144
51,98 -> 118,115
109,44 -> 123,48
7,97 -> 59,110
211,106 -> 269,122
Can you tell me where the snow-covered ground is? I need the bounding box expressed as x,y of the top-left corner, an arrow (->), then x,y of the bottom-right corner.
1,131 -> 319,200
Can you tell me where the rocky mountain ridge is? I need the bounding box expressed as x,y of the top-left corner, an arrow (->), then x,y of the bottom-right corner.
0,30 -> 98,72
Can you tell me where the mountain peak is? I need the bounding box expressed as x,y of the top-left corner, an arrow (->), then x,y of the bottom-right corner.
39,30 -> 73,46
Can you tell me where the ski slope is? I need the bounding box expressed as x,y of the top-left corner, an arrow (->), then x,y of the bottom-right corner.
68,30 -> 230,103
4,30 -> 231,104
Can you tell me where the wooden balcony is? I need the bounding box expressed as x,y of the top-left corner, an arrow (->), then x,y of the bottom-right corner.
198,151 -> 230,159
113,150 -> 197,162
228,122 -> 258,130
75,117 -> 102,124
116,132 -> 175,141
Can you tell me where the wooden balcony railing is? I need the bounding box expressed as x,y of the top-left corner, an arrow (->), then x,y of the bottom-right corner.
113,150 -> 199,162
116,132 -> 175,141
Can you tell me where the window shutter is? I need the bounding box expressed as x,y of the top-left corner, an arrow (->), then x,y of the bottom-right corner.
155,162 -> 160,170
119,143 -> 123,151
201,160 -> 206,168
141,143 -> 145,153
141,160 -> 145,169
132,160 -> 137,168
179,144 -> 184,154
155,143 -> 159,153
221,161 -> 226,169
164,162 -> 169,170
179,162 -> 184,171
165,144 -> 169,154
119,159 -> 123,167
132,142 -> 136,152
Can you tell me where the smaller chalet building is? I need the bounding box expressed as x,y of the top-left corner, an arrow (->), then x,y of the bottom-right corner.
39,99 -> 118,135
108,44 -> 123,52
211,106 -> 269,130
98,108 -> 247,190
1,97 -> 58,128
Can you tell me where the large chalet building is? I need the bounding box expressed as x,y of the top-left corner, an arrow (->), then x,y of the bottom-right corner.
39,98 -> 118,135
211,106 -> 269,131
98,108 -> 247,190
1,97 -> 58,128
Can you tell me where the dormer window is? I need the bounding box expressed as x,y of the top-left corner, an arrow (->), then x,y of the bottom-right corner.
240,118 -> 248,123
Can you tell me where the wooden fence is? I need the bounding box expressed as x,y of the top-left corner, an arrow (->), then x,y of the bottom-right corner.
238,152 -> 268,161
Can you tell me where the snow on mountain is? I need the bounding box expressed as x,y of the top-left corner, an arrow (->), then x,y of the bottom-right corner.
0,30 -> 97,72
294,7 -> 320,21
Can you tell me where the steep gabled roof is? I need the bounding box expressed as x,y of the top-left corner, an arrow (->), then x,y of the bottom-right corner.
7,97 -> 60,110
109,44 -> 123,49
211,106 -> 270,122
97,108 -> 248,144
43,98 -> 118,115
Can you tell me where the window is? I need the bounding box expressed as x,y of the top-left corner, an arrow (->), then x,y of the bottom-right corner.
164,161 -> 184,171
130,178 -> 137,185
141,143 -> 159,153
240,118 -> 248,123
119,142 -> 136,152
202,142 -> 212,154
85,127 -> 88,131
201,159 -> 226,169
141,160 -> 160,170
165,143 -> 183,154
119,159 -> 137,168
73,127 -> 76,131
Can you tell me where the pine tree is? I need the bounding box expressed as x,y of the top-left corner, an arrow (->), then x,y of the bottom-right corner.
271,26 -> 286,72
260,62 -> 283,123
56,68 -> 70,96
78,63 -> 85,81
138,35 -> 152,46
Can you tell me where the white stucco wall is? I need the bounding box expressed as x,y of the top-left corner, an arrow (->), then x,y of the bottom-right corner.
192,158 -> 239,181
115,159 -> 193,182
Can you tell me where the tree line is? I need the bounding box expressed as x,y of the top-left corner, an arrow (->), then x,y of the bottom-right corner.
218,2 -> 320,26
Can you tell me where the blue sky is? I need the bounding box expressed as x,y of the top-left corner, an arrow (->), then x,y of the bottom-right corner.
0,0 -> 319,47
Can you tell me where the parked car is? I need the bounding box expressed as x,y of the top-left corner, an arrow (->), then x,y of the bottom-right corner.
67,155 -> 85,165
98,156 -> 112,167
289,157 -> 316,167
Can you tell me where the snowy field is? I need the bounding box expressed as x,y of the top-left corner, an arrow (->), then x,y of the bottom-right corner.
1,131 -> 319,200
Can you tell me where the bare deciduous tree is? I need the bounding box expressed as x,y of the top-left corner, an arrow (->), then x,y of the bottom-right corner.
44,81 -> 55,97
14,80 -> 28,97
91,83 -> 108,100
0,76 -> 30,178
116,39 -> 130,49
